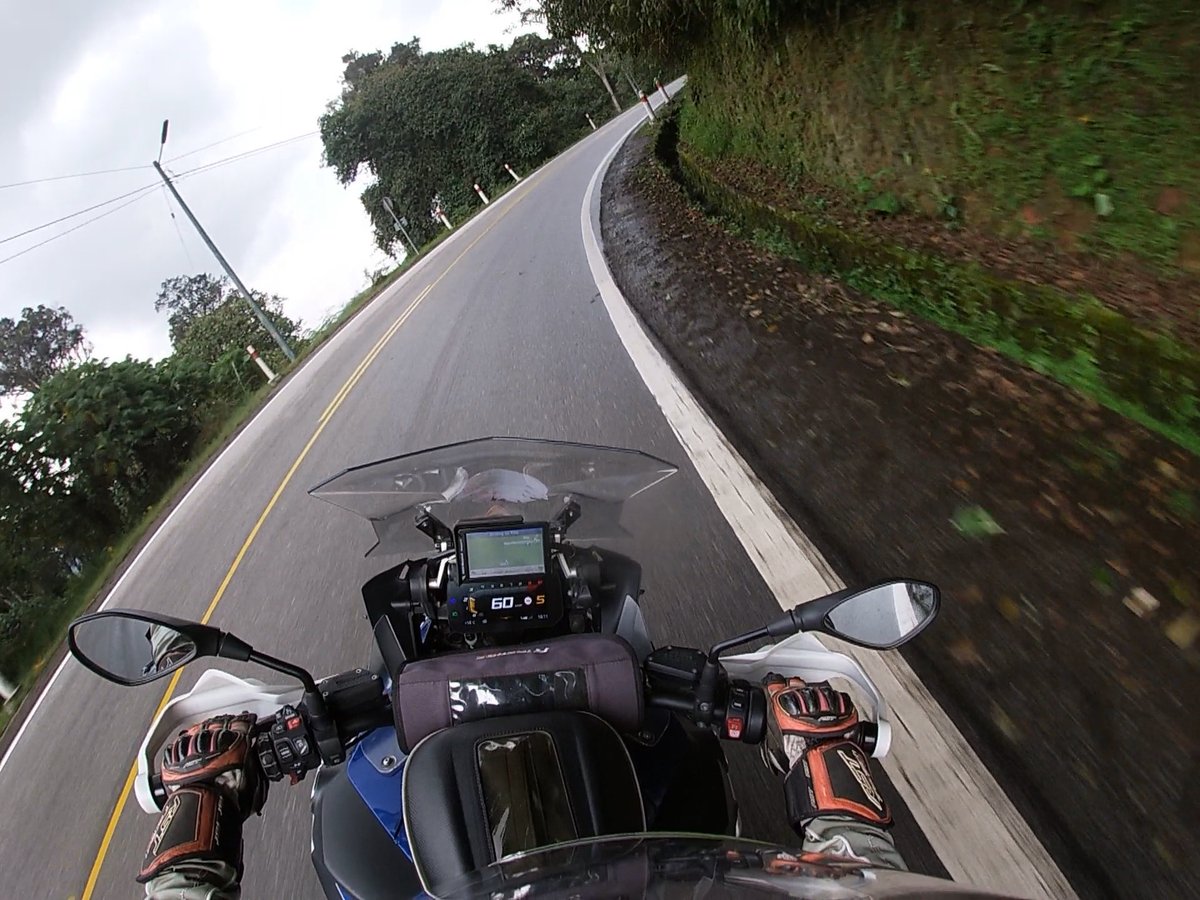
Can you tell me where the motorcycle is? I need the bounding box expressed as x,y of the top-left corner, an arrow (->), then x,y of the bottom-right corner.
67,437 -> 939,899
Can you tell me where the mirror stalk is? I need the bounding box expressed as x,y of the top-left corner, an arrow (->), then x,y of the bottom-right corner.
246,649 -> 319,695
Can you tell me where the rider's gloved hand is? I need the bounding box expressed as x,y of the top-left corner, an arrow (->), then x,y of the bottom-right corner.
138,713 -> 266,884
762,675 -> 891,832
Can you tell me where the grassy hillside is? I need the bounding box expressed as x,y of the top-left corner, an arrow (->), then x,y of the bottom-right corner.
681,0 -> 1200,274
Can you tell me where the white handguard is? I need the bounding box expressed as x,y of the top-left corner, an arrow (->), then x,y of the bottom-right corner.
720,632 -> 892,758
135,669 -> 303,813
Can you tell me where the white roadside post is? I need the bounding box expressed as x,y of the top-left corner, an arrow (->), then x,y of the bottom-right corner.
656,79 -> 671,103
504,163 -> 522,182
0,675 -> 16,703
640,92 -> 657,121
246,345 -> 278,383
586,113 -> 597,131
431,195 -> 453,230
473,183 -> 491,205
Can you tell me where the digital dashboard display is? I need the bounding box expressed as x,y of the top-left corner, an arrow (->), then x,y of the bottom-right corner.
462,527 -> 546,580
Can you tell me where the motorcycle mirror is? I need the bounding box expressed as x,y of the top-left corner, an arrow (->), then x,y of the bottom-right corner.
69,609 -> 321,692
795,580 -> 940,649
68,610 -> 226,686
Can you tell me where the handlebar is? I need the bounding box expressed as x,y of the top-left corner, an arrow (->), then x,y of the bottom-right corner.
151,651 -> 877,798
253,669 -> 391,787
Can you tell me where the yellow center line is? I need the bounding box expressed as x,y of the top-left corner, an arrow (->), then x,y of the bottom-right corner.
317,283 -> 433,424
79,173 -> 544,899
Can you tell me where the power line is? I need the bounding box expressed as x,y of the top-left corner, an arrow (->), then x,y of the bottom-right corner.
161,186 -> 195,269
163,127 -> 260,164
0,186 -> 160,267
0,131 -> 319,249
0,180 -> 160,245
0,164 -> 151,191
0,127 -> 314,194
0,130 -> 322,269
172,132 -> 319,179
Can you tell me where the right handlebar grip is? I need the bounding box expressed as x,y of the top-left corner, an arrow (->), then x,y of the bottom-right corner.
853,721 -> 878,754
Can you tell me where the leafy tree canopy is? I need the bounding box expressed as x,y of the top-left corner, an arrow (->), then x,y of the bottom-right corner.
156,273 -> 303,371
495,0 -> 804,61
0,305 -> 90,396
173,293 -> 302,373
320,34 -> 623,252
155,273 -> 232,346
17,356 -> 213,534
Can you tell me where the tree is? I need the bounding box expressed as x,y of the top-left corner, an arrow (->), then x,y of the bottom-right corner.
155,273 -> 303,373
321,36 -> 614,252
493,0 -> 764,64
173,295 -> 302,374
18,357 -> 213,534
0,305 -> 90,396
154,274 -> 229,346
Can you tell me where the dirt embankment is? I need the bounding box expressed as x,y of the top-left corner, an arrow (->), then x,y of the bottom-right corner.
601,127 -> 1199,899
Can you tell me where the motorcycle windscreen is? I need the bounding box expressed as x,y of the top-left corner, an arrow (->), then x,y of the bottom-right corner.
477,732 -> 579,859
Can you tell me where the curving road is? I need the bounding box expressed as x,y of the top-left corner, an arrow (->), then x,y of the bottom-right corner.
0,90 -> 1060,899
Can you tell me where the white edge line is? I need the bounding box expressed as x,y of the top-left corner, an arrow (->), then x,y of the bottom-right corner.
580,109 -> 1076,900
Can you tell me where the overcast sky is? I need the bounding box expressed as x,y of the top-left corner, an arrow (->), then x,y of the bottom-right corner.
0,0 -> 528,363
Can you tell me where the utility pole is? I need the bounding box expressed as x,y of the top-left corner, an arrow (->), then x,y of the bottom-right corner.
153,162 -> 295,362
153,120 -> 295,362
381,197 -> 420,256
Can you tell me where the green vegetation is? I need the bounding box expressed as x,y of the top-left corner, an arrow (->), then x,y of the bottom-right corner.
677,1 -> 1200,272
0,290 -> 298,689
531,0 -> 1200,446
321,33 -> 654,253
654,117 -> 1200,452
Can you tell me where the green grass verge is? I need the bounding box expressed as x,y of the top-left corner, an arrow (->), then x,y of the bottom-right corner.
653,116 -> 1200,455
679,0 -> 1200,273
0,684 -> 30,737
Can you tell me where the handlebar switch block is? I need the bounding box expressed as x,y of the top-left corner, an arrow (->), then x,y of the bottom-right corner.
268,705 -> 320,782
724,680 -> 767,744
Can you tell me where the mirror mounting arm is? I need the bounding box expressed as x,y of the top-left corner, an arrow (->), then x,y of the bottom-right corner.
215,632 -> 253,663
242,648 -> 343,764
246,649 -> 319,695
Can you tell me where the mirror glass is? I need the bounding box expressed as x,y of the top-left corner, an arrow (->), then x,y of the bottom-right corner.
824,581 -> 938,649
70,614 -> 196,684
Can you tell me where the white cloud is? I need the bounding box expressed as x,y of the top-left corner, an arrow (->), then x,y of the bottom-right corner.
0,0 -> 529,363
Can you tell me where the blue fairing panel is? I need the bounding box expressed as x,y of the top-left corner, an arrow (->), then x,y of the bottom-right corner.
346,727 -> 412,858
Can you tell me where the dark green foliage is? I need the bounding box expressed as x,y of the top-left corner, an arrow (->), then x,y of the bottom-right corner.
0,305 -> 90,396
155,274 -> 228,346
19,358 -> 213,533
157,274 -> 302,371
0,278 -> 303,683
320,35 -> 625,252
173,295 -> 301,373
659,120 -> 1200,452
496,0 -> 834,61
0,355 -> 221,679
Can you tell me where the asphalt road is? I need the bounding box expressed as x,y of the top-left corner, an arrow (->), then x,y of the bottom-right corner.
0,96 -> 945,899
